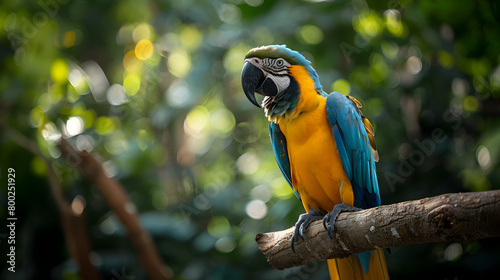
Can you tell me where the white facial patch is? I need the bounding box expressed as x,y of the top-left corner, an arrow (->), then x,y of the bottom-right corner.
245,57 -> 292,95
267,74 -> 290,95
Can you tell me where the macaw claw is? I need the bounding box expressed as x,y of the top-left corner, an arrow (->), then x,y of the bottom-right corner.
323,203 -> 361,239
290,208 -> 322,253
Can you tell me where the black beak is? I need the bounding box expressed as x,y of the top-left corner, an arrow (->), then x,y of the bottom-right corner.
241,62 -> 264,108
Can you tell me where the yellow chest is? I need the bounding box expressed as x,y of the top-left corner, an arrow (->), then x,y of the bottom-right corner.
278,97 -> 353,213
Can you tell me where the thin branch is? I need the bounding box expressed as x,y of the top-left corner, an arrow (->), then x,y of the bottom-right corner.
256,190 -> 500,270
57,138 -> 172,280
7,129 -> 101,280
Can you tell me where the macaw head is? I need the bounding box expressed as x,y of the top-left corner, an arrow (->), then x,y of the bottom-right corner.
241,45 -> 325,121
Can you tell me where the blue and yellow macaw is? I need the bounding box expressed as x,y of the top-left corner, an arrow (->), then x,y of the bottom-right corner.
241,45 -> 389,280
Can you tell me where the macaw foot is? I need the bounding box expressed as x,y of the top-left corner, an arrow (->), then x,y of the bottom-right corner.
322,202 -> 361,239
290,208 -> 323,253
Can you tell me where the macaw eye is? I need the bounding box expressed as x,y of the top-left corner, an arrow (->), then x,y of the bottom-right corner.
276,59 -> 284,67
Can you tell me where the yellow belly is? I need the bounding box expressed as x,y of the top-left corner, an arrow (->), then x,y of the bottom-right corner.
278,96 -> 354,213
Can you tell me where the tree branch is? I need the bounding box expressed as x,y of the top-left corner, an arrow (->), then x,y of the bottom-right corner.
57,138 -> 172,280
256,190 -> 500,270
7,129 -> 101,280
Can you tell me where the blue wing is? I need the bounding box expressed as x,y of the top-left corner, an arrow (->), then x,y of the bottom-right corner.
325,92 -> 381,209
326,92 -> 382,274
269,122 -> 301,201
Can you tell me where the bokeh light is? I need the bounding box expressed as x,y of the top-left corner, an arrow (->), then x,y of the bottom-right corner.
179,25 -> 202,51
209,108 -> 235,136
476,145 -> 492,174
82,61 -> 109,102
215,237 -> 236,253
102,160 -> 118,178
68,68 -> 89,94
218,4 -> 241,23
384,9 -> 405,37
50,58 -> 69,84
236,152 -> 260,175
354,11 -> 383,39
165,79 -> 191,107
444,243 -> 463,261
184,106 -> 210,137
76,134 -> 95,152
438,51 -> 454,68
95,116 -> 116,135
207,216 -> 230,238
31,157 -> 47,176
463,95 -> 479,112
123,50 -> 143,73
245,200 -> 267,220
71,195 -> 86,216
270,177 -> 293,199
297,24 -> 324,45
332,79 -> 351,95
250,185 -> 272,203
63,31 -> 77,47
41,122 -> 62,142
380,41 -> 399,60
135,39 -> 154,61
123,73 -> 141,95
133,23 -> 153,42
167,49 -> 191,78
406,56 -> 422,75
66,116 -> 84,137
107,84 -> 128,106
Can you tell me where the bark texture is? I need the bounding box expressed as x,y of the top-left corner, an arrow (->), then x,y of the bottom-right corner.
256,190 -> 500,270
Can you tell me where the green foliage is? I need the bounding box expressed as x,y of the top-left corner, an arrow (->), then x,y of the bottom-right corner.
1,0 -> 500,279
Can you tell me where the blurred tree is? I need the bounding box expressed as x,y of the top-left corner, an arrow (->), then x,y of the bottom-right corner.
1,0 -> 499,279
